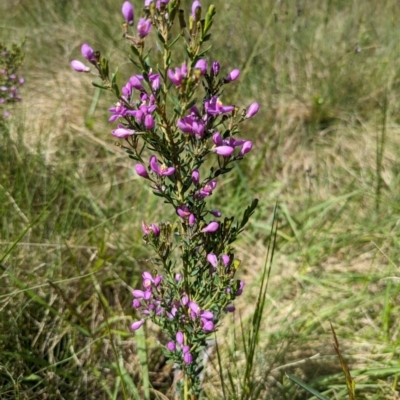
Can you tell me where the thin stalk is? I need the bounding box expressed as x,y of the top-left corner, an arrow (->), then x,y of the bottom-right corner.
376,88 -> 387,214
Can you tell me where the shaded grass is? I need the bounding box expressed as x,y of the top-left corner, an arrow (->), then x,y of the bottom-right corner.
1,0 -> 400,398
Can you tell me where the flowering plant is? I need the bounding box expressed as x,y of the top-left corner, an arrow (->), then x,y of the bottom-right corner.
71,0 -> 259,397
0,41 -> 25,121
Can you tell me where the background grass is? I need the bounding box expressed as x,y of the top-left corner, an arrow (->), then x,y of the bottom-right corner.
1,0 -> 400,398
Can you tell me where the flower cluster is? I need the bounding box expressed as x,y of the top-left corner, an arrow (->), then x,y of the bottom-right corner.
0,41 -> 25,120
71,0 -> 259,396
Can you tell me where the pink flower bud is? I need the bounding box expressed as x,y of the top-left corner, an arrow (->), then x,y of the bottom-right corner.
181,295 -> 189,306
240,141 -> 253,156
70,60 -> 90,72
191,169 -> 200,185
135,164 -> 149,179
144,114 -> 155,130
202,319 -> 214,332
212,61 -> 220,76
175,273 -> 182,282
176,331 -> 184,346
167,341 -> 176,351
226,69 -> 240,82
245,102 -> 259,118
189,301 -> 200,315
191,0 -> 201,20
81,44 -> 95,62
131,319 -> 145,330
189,214 -> 196,226
132,299 -> 141,308
138,18 -> 151,38
221,254 -> 230,267
184,351 -> 193,364
112,128 -> 135,138
122,1 -> 134,25
210,209 -> 222,218
201,222 -> 219,233
213,146 -> 234,157
207,253 -> 218,268
194,59 -> 207,75
132,289 -> 145,298
151,223 -> 160,237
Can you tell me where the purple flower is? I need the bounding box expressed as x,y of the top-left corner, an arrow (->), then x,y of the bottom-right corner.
201,310 -> 214,319
122,1 -> 134,25
184,351 -> 193,364
211,61 -> 220,76
207,253 -> 218,268
191,0 -> 201,20
175,273 -> 182,282
226,69 -> 240,82
221,254 -> 230,267
224,304 -> 235,312
246,102 -> 259,118
168,63 -> 187,87
205,96 -> 234,115
150,223 -> 160,237
201,319 -> 214,332
133,299 -> 141,308
213,146 -> 234,157
81,44 -> 95,62
167,341 -> 176,351
189,301 -> 200,315
195,59 -> 207,75
149,156 -> 175,176
176,331 -> 184,346
177,205 -> 191,218
138,18 -> 152,38
191,169 -> 200,185
135,164 -> 149,179
240,141 -> 253,155
201,222 -> 219,233
111,127 -> 135,138
109,102 -> 128,122
198,180 -> 217,198
144,114 -> 155,130
70,60 -> 90,72
129,75 -> 144,91
210,209 -> 222,218
177,114 -> 204,138
149,71 -> 161,90
131,319 -> 145,330
181,295 -> 189,306
236,280 -> 245,296
132,289 -> 146,298
188,214 -> 196,226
